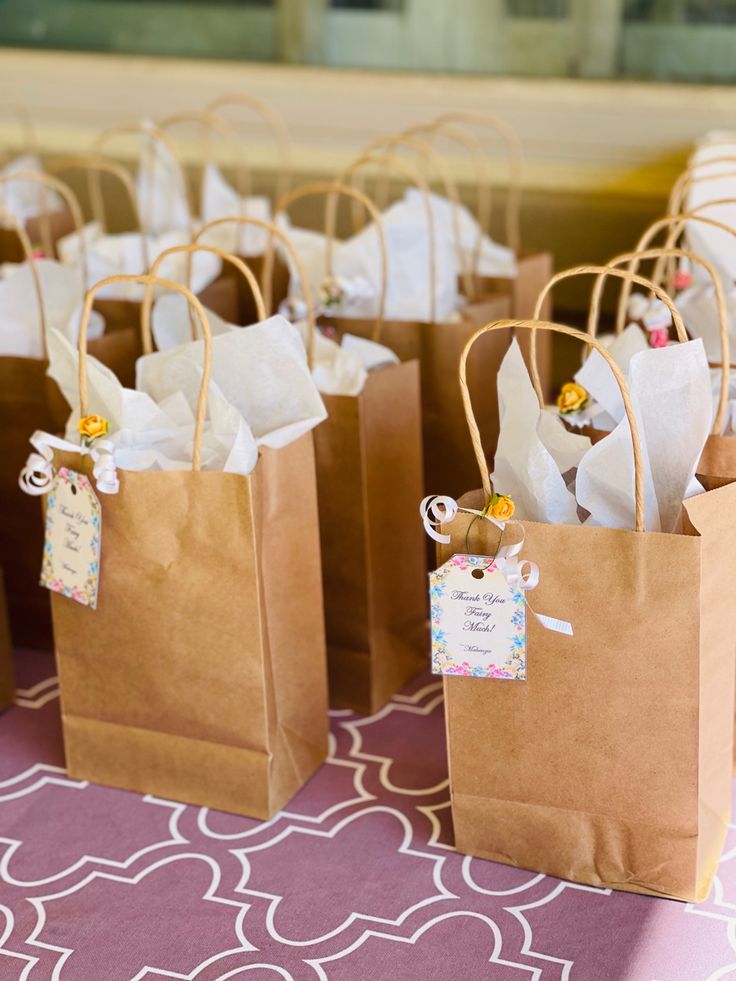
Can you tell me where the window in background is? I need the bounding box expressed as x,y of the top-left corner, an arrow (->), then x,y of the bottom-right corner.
0,0 -> 735,83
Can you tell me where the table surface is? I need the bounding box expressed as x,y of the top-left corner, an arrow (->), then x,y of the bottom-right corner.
0,649 -> 733,981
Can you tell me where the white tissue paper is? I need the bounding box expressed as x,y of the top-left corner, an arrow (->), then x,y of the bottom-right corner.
572,324 -> 649,429
491,339 -> 591,525
495,337 -> 712,533
0,259 -> 104,358
277,198 -> 460,323
137,313 -> 326,449
397,188 -> 517,280
47,327 -> 259,475
151,293 -> 235,351
575,340 -> 712,532
199,163 -> 273,256
57,222 -> 221,300
0,155 -> 64,226
135,128 -> 191,235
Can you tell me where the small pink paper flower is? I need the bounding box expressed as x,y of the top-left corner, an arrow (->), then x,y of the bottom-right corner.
649,327 -> 669,348
674,270 -> 692,291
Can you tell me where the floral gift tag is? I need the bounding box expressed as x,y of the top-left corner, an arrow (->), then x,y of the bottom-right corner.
430,554 -> 526,680
40,468 -> 101,609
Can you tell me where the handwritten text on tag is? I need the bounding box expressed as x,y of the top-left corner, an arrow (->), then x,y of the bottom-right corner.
41,468 -> 101,609
430,554 -> 526,680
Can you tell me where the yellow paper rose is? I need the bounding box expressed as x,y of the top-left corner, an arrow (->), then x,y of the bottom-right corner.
557,382 -> 588,415
77,415 -> 108,441
488,493 -> 515,521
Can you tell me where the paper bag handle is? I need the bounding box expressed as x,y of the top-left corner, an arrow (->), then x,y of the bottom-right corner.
206,93 -> 291,202
0,170 -> 88,284
668,161 -> 736,217
590,248 -> 728,434
531,265 -> 687,403
195,216 -> 316,367
274,180 -> 387,341
338,150 -> 437,323
355,132 -> 473,296
434,110 -> 523,255
143,243 -> 267,353
631,204 -> 736,310
47,154 -> 148,270
405,120 -> 490,294
48,154 -> 145,230
77,274 -> 212,471
460,318 -> 645,532
0,203 -> 46,347
158,109 -> 251,205
93,121 -> 193,235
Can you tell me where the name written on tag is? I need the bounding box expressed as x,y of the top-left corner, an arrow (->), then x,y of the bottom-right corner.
430,554 -> 526,680
40,468 -> 101,609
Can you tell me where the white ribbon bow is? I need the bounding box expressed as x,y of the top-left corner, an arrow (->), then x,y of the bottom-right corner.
420,495 -> 573,637
19,430 -> 120,497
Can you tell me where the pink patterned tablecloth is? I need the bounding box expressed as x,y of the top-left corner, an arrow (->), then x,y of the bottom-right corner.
1,649 -> 735,980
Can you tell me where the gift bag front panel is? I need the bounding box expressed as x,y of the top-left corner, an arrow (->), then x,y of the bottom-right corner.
52,464 -> 269,755
441,508 -> 705,898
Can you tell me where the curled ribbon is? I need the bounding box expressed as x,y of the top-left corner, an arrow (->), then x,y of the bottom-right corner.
420,494 -> 573,637
19,430 -> 120,497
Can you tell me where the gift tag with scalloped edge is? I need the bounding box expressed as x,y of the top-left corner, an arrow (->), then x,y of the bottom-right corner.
40,468 -> 101,609
429,554 -> 526,680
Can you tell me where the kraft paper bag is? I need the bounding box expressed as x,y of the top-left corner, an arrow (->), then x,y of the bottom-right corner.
44,276 -> 328,818
436,318 -> 736,902
0,570 -> 13,712
264,186 -> 428,710
316,360 -> 427,712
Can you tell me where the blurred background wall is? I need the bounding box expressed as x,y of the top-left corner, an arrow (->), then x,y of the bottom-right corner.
3,0 -> 736,313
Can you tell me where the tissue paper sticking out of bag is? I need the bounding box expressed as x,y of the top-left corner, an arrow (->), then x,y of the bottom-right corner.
47,327 -> 260,476
574,324 -> 649,427
199,163 -> 273,256
277,195 -> 461,323
135,127 -> 191,235
151,293 -> 235,351
491,339 -> 590,525
575,340 -> 712,532
0,259 -> 104,358
399,188 -> 517,280
137,312 -> 326,449
494,336 -> 712,533
57,222 -> 221,300
0,155 -> 64,226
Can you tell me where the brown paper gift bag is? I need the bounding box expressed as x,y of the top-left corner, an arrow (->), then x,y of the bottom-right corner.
271,183 -> 428,711
438,317 -> 736,902
0,570 -> 14,712
194,208 -> 426,711
46,274 -> 328,818
0,184 -> 141,650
